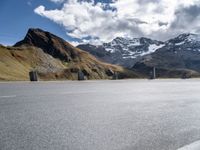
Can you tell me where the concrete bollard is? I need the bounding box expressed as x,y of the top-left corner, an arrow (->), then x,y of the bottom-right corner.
29,71 -> 38,81
153,67 -> 156,79
78,70 -> 85,80
112,72 -> 118,80
149,67 -> 156,79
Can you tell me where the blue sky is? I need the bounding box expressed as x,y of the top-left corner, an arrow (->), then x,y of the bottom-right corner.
0,0 -> 71,45
0,0 -> 113,45
1,0 -> 200,46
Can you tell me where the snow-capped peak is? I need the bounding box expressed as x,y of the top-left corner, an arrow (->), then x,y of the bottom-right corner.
168,33 -> 200,45
187,34 -> 200,42
102,37 -> 164,60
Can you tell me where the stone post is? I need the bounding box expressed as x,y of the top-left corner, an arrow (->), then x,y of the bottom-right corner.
29,71 -> 38,81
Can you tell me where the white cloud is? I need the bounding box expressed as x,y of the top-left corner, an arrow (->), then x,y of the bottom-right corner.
70,41 -> 80,46
35,0 -> 200,44
48,0 -> 65,3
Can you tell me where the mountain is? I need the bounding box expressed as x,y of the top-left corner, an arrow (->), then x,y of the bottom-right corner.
78,34 -> 200,78
0,28 -> 141,81
132,33 -> 200,78
77,37 -> 164,68
15,28 -> 80,62
2,29 -> 200,80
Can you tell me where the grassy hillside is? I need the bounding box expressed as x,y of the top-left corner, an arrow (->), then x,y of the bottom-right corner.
0,45 -> 66,80
0,45 -> 141,81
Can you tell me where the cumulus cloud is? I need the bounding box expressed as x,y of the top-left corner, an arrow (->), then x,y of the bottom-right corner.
35,0 -> 200,44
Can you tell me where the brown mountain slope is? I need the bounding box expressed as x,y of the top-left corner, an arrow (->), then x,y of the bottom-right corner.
0,29 -> 141,81
15,28 -> 80,62
0,45 -> 66,80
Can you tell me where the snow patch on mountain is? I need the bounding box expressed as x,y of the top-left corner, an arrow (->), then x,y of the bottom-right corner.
187,34 -> 200,42
103,37 -> 164,58
148,44 -> 165,53
169,33 -> 200,46
175,41 -> 185,45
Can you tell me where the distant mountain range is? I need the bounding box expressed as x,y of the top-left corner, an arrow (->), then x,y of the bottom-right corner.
1,28 -> 200,80
78,33 -> 200,78
0,28 -> 140,81
77,37 -> 164,68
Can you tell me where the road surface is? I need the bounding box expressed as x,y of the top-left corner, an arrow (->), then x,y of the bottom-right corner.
0,79 -> 200,150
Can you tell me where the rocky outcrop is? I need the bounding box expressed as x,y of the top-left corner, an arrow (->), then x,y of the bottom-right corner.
14,28 -> 81,62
